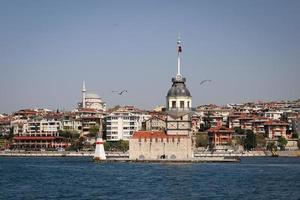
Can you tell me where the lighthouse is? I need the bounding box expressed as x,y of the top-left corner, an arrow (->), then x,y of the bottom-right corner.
93,132 -> 106,161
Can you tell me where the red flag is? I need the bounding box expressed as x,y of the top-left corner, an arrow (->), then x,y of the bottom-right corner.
178,46 -> 182,53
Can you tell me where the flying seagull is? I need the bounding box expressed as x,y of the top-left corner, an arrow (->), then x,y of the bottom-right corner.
200,80 -> 212,85
112,90 -> 128,95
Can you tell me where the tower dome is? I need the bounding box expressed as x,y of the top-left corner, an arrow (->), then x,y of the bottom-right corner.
167,77 -> 191,97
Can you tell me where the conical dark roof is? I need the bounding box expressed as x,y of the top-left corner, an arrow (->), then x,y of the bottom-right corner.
167,77 -> 191,97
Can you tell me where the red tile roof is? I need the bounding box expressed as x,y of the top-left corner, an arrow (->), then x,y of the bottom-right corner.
13,136 -> 57,140
264,120 -> 289,126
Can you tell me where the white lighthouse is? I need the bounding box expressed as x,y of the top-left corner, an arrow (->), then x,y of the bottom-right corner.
93,132 -> 106,161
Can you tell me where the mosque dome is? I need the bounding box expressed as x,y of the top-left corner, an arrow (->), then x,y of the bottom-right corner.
86,93 -> 101,99
167,77 -> 191,97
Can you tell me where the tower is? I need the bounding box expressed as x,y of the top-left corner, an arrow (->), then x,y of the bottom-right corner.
166,36 -> 192,136
82,81 -> 86,109
93,132 -> 106,161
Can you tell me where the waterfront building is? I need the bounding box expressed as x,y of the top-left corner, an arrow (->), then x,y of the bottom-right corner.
61,113 -> 82,133
207,126 -> 233,147
264,119 -> 289,139
250,116 -> 269,134
105,106 -> 150,141
78,81 -> 106,111
26,116 -> 61,134
12,133 -> 68,150
75,108 -> 105,137
11,119 -> 28,135
129,37 -> 193,160
0,116 -> 12,136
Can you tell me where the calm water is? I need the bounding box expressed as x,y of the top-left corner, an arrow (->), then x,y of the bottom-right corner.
0,157 -> 300,200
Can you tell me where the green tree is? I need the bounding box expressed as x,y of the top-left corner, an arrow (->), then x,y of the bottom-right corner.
243,130 -> 257,151
232,136 -> 243,146
277,136 -> 288,150
195,133 -> 208,148
104,140 -> 129,152
291,133 -> 299,139
89,125 -> 100,138
267,141 -> 277,151
234,127 -> 245,135
255,134 -> 266,149
119,140 -> 129,152
203,111 -> 212,131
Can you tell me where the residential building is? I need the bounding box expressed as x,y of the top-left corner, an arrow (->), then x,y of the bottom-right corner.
207,126 -> 233,147
264,119 -> 288,139
106,107 -> 150,141
75,108 -> 105,136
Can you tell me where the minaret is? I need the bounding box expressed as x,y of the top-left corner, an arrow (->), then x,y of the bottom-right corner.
82,81 -> 86,109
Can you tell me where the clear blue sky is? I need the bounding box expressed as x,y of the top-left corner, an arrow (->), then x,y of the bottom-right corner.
0,0 -> 299,113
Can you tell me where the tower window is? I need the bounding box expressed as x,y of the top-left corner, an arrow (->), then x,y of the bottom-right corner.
180,101 -> 184,108
188,101 -> 190,108
172,101 -> 176,108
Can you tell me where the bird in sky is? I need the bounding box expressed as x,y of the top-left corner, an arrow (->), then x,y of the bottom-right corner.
112,90 -> 128,95
200,80 -> 212,85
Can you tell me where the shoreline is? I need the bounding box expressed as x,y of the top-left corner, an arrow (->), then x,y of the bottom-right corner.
1,150 -> 299,158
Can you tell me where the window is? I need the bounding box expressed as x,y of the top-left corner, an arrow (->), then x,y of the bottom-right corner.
188,101 -> 190,108
172,101 -> 176,108
180,101 -> 184,108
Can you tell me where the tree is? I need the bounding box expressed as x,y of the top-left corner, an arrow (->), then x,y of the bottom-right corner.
255,134 -> 266,149
203,111 -> 212,131
195,133 -> 208,148
277,136 -> 287,150
234,127 -> 245,135
67,136 -> 85,151
291,133 -> 299,139
243,130 -> 257,151
267,142 -> 277,151
88,125 -> 100,138
104,140 -> 129,152
59,130 -> 80,141
119,140 -> 129,152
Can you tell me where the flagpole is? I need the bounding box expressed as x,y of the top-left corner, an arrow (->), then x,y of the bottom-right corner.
177,36 -> 182,78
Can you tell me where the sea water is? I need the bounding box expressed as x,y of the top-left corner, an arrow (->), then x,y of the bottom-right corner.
0,157 -> 300,200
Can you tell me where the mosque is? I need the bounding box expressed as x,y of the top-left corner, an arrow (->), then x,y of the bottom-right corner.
78,81 -> 106,111
129,37 -> 193,160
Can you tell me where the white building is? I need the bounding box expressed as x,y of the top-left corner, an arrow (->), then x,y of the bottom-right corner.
79,81 -> 106,111
27,117 -> 61,134
264,111 -> 283,120
106,107 -> 150,141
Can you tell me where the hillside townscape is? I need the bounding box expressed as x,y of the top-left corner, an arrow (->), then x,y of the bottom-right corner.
1,86 -> 299,155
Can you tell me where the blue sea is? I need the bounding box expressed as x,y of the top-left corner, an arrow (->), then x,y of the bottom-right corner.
0,157 -> 300,200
